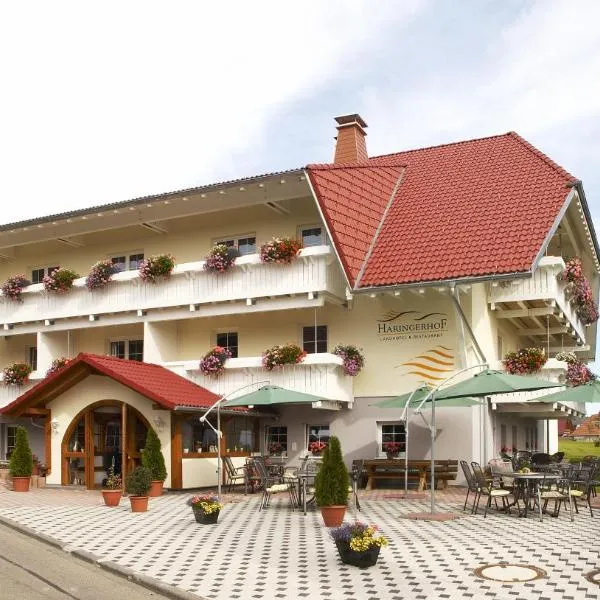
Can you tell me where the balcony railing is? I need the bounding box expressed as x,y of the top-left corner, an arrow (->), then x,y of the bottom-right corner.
0,372 -> 43,409
0,245 -> 346,331
489,256 -> 587,345
164,353 -> 354,407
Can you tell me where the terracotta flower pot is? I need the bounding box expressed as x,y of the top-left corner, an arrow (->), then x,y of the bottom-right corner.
102,489 -> 122,507
129,496 -> 149,512
148,480 -> 164,497
320,505 -> 346,527
335,541 -> 380,568
11,476 -> 30,492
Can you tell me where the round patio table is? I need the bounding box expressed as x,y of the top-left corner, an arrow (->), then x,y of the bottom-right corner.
510,472 -> 561,520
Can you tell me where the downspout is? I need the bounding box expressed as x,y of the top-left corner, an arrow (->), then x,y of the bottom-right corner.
449,283 -> 490,464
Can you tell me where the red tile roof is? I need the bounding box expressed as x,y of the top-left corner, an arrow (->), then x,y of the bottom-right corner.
308,132 -> 578,288
1,353 -> 221,414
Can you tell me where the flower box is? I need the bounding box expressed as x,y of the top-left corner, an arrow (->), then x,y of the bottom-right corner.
335,541 -> 381,568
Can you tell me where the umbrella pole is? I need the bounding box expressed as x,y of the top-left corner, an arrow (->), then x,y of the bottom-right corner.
430,396 -> 435,514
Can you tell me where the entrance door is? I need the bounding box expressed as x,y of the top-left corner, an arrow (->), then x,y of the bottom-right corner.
61,401 -> 149,489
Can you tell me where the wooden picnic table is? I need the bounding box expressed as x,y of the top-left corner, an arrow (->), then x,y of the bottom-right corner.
363,459 -> 458,491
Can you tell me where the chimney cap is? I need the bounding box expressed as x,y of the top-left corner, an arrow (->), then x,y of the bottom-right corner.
334,113 -> 368,129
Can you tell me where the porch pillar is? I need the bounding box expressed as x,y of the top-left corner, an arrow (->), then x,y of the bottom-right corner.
171,414 -> 182,489
121,402 -> 128,495
44,411 -> 52,475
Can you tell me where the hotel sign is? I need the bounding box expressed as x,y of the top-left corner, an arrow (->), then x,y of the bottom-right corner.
377,311 -> 449,342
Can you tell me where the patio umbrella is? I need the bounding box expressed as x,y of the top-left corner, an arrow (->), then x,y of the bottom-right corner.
373,389 -> 481,496
222,385 -> 327,407
535,379 -> 600,404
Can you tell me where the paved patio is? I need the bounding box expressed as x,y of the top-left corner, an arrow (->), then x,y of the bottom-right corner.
0,483 -> 599,600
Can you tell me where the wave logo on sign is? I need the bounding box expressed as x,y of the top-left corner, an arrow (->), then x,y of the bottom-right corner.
400,346 -> 455,383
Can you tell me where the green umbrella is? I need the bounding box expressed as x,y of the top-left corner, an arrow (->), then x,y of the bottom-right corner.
535,380 -> 600,404
435,369 -> 562,399
222,385 -> 327,407
374,390 -> 481,409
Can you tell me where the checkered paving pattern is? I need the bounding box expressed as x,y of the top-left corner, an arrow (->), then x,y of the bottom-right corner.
0,485 -> 599,600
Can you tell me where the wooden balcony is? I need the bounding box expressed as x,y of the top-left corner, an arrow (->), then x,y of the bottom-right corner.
489,256 -> 587,348
0,246 -> 346,334
164,352 -> 354,408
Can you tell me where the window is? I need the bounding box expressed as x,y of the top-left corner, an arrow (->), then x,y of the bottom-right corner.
511,425 -> 517,451
214,235 -> 256,256
303,325 -> 327,354
109,339 -> 144,361
216,332 -> 238,358
181,415 -> 219,453
105,422 -> 121,451
307,424 -> 330,450
380,423 -> 406,454
111,252 -> 144,271
6,426 -> 17,457
266,426 -> 288,454
31,265 -> 59,284
223,416 -> 256,452
27,346 -> 38,371
299,225 -> 324,248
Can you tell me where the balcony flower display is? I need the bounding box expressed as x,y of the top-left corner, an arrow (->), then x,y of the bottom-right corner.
204,244 -> 236,273
330,522 -> 387,568
262,343 -> 306,370
502,347 -> 547,375
3,362 -> 32,386
333,344 -> 365,376
259,237 -> 302,264
199,346 -> 232,376
139,254 -> 175,283
43,268 -> 79,293
46,357 -> 69,377
560,257 -> 599,325
86,259 -> 120,290
1,275 -> 31,303
556,351 -> 596,387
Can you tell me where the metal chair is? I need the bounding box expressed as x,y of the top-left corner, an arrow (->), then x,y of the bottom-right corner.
568,465 -> 596,517
460,460 -> 479,513
538,471 -> 573,521
222,455 -> 245,492
471,461 -> 512,517
253,458 -> 295,511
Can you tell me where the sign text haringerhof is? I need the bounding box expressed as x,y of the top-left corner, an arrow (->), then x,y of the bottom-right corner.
376,311 -> 449,342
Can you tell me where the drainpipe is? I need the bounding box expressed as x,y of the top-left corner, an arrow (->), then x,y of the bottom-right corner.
449,284 -> 490,464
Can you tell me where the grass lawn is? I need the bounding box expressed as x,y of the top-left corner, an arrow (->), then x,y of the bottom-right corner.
558,438 -> 600,462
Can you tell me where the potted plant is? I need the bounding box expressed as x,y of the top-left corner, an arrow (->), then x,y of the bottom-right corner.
1,274 -> 30,303
560,258 -> 599,325
125,465 -> 152,512
262,343 -> 306,370
9,426 -> 33,492
383,441 -> 403,460
139,254 -> 175,283
43,267 -> 79,292
333,344 -> 365,376
259,237 -> 302,264
86,259 -> 120,290
330,522 -> 388,568
46,357 -> 69,377
141,428 -> 167,497
204,244 -> 237,273
199,346 -> 232,376
187,494 -> 223,524
314,436 -> 350,527
309,441 -> 327,456
3,362 -> 33,386
102,466 -> 123,507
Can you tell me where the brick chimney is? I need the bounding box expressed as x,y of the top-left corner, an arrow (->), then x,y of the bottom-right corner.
333,114 -> 368,163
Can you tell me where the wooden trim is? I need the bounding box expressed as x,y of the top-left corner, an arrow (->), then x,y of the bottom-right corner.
84,409 -> 94,490
22,408 -> 50,416
171,414 -> 183,489
182,451 -> 250,459
44,411 -> 52,475
121,402 -> 128,493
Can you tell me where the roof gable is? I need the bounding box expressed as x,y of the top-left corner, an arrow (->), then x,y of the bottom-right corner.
1,353 -> 220,416
308,132 -> 578,288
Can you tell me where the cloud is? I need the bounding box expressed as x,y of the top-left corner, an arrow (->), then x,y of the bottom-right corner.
0,0 -> 424,224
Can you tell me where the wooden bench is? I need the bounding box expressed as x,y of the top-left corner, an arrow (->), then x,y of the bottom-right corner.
363,459 -> 458,491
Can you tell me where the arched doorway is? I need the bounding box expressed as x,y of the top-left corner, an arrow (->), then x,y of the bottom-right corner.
61,400 -> 151,489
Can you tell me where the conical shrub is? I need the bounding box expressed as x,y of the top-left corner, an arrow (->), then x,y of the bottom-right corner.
314,436 -> 349,506
141,427 -> 167,481
9,426 -> 33,477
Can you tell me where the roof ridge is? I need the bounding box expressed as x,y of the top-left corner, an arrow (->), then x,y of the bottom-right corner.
368,131 -> 515,160
307,159 -> 406,170
506,131 -> 576,182
81,352 -> 161,368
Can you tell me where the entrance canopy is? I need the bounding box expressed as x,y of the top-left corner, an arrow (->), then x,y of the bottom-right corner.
0,353 -> 220,417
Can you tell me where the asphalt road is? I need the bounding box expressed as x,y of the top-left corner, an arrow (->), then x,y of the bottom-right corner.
0,523 -> 173,600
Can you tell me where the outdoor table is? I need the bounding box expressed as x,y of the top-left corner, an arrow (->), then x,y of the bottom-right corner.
509,472 -> 561,519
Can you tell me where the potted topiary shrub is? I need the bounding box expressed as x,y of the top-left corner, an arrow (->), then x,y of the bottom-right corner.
314,436 -> 350,527
102,466 -> 123,507
141,428 -> 167,497
125,465 -> 152,512
9,426 -> 33,492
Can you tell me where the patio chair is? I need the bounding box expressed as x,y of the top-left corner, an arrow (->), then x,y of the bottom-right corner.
568,465 -> 596,517
537,471 -> 573,521
460,460 -> 479,513
471,461 -> 512,517
488,458 -> 514,490
513,451 -> 532,471
253,458 -> 296,510
222,456 -> 246,492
